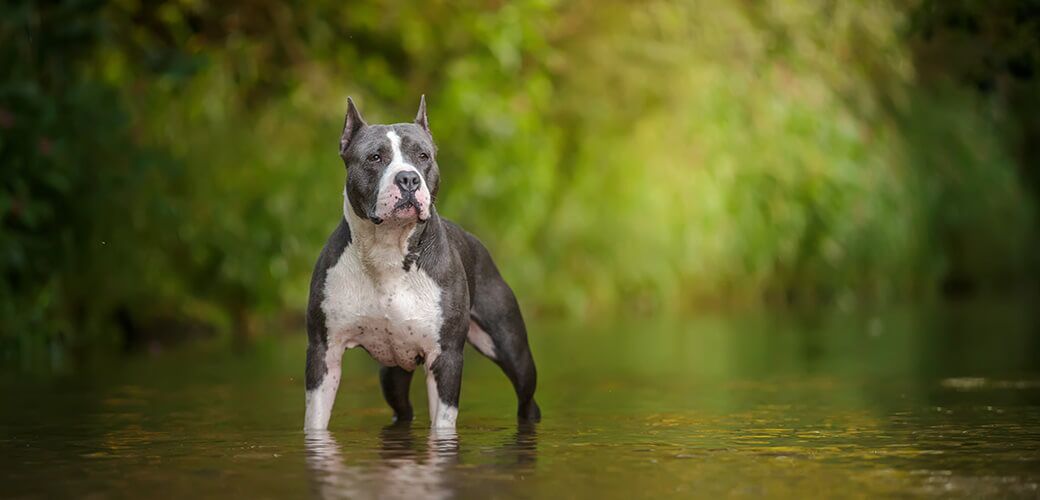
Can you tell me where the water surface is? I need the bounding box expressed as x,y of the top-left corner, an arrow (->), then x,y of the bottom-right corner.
3,301 -> 1040,498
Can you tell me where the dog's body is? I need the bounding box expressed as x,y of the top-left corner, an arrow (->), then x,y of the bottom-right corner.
304,97 -> 540,430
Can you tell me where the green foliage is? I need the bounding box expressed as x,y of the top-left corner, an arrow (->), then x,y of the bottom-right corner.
1,0 -> 178,355
2,0 -> 1038,355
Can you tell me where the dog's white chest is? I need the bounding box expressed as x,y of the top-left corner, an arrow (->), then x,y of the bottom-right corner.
321,246 -> 443,371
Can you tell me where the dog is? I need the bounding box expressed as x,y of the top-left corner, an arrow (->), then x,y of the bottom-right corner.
304,96 -> 541,430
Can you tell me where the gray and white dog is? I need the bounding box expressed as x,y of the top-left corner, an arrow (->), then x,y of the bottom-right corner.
304,96 -> 541,430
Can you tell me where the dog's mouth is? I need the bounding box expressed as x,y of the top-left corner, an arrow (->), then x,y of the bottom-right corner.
369,195 -> 425,224
367,185 -> 431,225
393,195 -> 420,213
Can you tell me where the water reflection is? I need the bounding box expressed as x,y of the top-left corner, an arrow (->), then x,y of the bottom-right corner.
305,424 -> 539,499
305,426 -> 456,500
303,424 -> 540,498
8,302 -> 1040,498
498,423 -> 538,467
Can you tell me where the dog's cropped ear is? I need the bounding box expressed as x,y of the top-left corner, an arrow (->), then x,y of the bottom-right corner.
414,95 -> 430,135
340,97 -> 366,155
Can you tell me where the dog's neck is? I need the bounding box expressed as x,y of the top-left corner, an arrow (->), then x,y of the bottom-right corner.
343,192 -> 427,275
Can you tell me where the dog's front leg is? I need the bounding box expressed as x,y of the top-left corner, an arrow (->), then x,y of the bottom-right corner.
425,348 -> 463,429
305,337 -> 345,430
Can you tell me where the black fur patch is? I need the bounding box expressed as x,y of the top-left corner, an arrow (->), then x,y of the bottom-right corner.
379,366 -> 415,422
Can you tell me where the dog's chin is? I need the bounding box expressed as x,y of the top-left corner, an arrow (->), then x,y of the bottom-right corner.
394,205 -> 419,219
376,204 -> 428,224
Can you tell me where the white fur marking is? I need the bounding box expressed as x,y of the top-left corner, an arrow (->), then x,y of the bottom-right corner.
425,364 -> 440,425
467,319 -> 497,360
323,193 -> 444,373
433,401 -> 459,429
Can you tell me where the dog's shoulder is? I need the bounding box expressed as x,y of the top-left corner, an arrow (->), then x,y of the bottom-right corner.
435,216 -> 504,286
311,218 -> 353,282
427,217 -> 474,271
307,219 -> 352,333
439,217 -> 489,260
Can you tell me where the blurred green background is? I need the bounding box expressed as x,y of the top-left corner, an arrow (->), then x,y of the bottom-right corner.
2,0 -> 1039,360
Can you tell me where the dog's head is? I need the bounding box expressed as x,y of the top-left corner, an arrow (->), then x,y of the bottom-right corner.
339,96 -> 438,225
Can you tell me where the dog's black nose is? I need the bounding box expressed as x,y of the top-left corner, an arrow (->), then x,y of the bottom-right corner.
395,171 -> 421,192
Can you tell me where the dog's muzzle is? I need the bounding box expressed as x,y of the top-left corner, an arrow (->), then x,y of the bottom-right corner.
372,167 -> 432,223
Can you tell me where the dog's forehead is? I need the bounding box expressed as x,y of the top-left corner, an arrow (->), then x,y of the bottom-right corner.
350,125 -> 390,150
389,123 -> 434,150
351,123 -> 433,152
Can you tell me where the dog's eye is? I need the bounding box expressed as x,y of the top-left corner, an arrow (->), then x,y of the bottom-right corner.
367,153 -> 381,162
418,152 -> 430,161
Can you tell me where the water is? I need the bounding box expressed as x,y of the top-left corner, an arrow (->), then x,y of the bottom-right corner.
3,301 -> 1040,498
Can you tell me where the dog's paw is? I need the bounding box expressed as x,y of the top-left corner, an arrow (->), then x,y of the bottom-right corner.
518,400 -> 541,423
